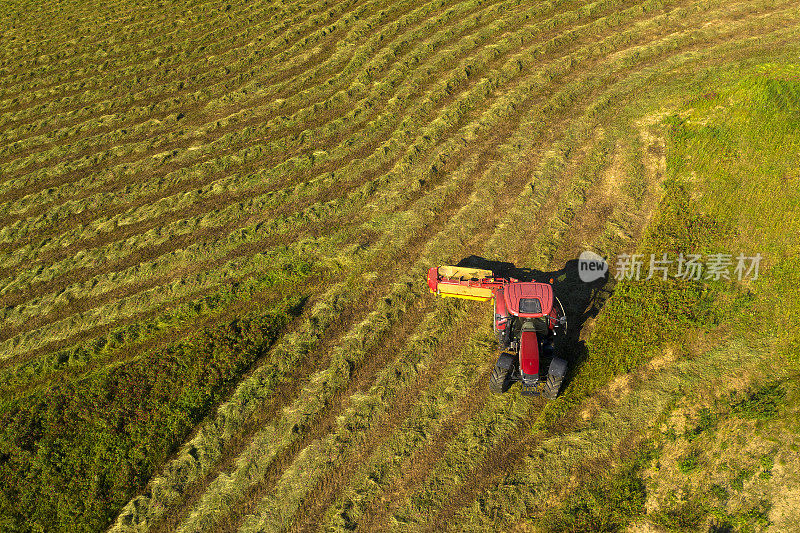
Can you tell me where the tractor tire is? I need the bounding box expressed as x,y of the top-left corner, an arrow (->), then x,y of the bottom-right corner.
542,357 -> 567,400
489,353 -> 514,394
489,364 -> 509,393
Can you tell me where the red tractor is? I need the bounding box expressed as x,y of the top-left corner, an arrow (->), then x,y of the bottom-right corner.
427,265 -> 568,398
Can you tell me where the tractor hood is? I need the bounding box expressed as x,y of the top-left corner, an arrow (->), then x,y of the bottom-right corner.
503,282 -> 553,318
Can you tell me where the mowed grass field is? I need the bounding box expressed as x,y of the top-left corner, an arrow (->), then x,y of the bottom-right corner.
1,0 -> 799,531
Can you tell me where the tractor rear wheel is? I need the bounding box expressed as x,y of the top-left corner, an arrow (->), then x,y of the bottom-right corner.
543,357 -> 567,400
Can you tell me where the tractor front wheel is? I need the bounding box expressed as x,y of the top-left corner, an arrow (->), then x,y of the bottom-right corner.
489,353 -> 514,393
542,357 -> 567,400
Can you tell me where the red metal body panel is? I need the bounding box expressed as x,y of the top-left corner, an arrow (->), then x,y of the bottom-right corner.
519,330 -> 539,376
503,282 -> 553,318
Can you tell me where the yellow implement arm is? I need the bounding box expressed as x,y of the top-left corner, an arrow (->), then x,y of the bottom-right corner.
426,265 -> 499,302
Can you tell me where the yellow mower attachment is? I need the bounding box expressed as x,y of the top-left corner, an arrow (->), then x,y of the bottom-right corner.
426,265 -> 497,302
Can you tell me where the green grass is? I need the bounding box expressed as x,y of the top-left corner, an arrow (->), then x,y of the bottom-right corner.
538,444 -> 653,532
2,1 -> 800,532
547,64 -> 800,530
0,301 -> 298,532
731,382 -> 786,421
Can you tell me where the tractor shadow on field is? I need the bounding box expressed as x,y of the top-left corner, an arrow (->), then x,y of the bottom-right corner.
456,255 -> 616,390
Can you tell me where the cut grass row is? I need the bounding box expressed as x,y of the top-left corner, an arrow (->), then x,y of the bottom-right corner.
142,144 -> 508,532
0,0 -> 454,161
0,251 -> 317,397
0,0 -> 280,80
110,34 -> 615,526
0,0 -> 401,147
0,0 -> 364,118
0,0 -> 571,233
169,37 -> 636,529
0,0 -> 676,362
0,235 -> 354,358
241,316 -> 499,533
0,0 -> 520,260
0,0 -> 648,229
0,0 -> 525,245
107,133 -> 508,529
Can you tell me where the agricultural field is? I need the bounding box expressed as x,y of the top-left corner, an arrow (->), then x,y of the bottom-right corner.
0,0 -> 799,531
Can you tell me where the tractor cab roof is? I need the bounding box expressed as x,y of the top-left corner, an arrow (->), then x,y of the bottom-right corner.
503,282 -> 553,318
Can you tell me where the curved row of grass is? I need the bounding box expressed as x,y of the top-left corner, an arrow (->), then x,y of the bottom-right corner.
0,0 -> 652,366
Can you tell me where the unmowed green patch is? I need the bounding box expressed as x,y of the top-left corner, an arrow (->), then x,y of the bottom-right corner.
533,64 -> 800,530
537,168 -> 737,430
0,300 -> 300,532
538,444 -> 656,532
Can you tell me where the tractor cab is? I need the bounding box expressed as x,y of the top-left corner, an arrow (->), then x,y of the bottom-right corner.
502,281 -> 553,318
493,282 -> 563,347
